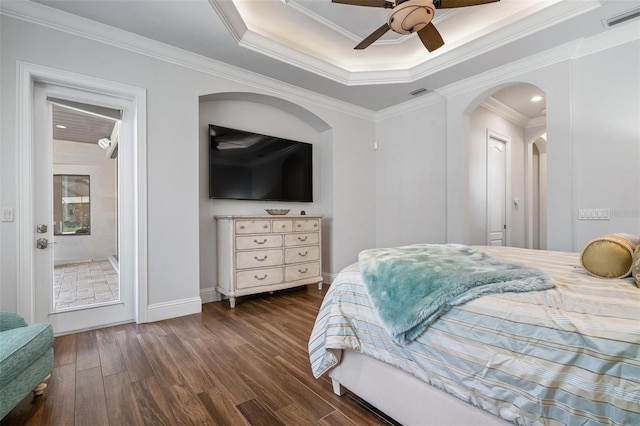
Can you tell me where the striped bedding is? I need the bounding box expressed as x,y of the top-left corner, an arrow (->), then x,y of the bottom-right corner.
309,246 -> 640,425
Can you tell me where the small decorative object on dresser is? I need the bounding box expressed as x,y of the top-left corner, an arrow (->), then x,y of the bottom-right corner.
215,214 -> 323,307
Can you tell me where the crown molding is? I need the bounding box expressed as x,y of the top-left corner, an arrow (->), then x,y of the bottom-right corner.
573,17 -> 640,59
436,9 -> 639,101
437,39 -> 581,100
209,0 -> 603,86
1,0 -> 376,122
481,97 -> 529,128
527,115 -> 547,129
375,90 -> 445,121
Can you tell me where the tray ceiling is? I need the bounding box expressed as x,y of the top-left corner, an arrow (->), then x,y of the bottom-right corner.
16,0 -> 638,110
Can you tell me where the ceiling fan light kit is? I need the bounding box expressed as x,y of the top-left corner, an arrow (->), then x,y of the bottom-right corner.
333,0 -> 500,52
388,0 -> 435,35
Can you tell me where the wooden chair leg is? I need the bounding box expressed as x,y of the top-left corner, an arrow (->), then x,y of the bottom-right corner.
33,373 -> 52,397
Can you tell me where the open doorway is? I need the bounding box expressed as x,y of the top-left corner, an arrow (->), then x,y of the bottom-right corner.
51,102 -> 120,310
467,82 -> 547,247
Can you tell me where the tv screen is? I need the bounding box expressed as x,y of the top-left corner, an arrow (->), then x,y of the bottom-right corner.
209,124 -> 313,202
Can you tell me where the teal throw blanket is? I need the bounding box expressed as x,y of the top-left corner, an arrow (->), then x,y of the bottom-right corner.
358,244 -> 554,344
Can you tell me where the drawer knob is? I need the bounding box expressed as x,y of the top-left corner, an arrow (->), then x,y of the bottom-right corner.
254,239 -> 267,244
299,251 -> 308,257
255,274 -> 267,280
240,225 -> 245,229
254,255 -> 268,261
298,268 -> 308,274
314,224 -> 317,227
297,224 -> 301,228
298,236 -> 307,241
264,225 -> 268,229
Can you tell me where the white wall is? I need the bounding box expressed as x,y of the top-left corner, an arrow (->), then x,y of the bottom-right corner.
572,40 -> 640,248
52,140 -> 117,264
374,30 -> 639,252
0,14 -> 376,313
374,99 -> 448,248
1,6 -> 637,317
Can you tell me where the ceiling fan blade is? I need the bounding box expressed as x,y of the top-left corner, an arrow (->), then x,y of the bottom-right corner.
355,23 -> 391,50
436,0 -> 499,9
417,22 -> 444,52
332,0 -> 394,8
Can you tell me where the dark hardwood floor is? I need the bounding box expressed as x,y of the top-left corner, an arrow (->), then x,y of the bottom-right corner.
2,285 -> 394,426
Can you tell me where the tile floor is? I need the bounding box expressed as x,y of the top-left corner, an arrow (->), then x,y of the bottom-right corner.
53,260 -> 119,310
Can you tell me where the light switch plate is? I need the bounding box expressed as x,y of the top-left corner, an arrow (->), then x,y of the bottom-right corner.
578,208 -> 611,220
2,207 -> 14,222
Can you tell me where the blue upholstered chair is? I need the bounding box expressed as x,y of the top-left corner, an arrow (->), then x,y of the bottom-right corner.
0,312 -> 54,419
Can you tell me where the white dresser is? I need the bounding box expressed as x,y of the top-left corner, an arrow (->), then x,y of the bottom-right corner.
215,214 -> 323,307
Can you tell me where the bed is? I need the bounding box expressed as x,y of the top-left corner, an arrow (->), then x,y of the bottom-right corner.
309,245 -> 640,425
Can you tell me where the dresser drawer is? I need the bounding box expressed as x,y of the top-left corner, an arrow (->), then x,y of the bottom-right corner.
285,262 -> 320,281
272,220 -> 293,233
236,220 -> 271,234
285,246 -> 319,264
294,219 -> 319,232
285,232 -> 319,247
236,235 -> 282,250
236,249 -> 283,269
236,267 -> 283,289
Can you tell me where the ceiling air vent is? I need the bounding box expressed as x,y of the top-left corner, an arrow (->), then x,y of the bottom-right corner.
410,88 -> 429,96
603,6 -> 640,28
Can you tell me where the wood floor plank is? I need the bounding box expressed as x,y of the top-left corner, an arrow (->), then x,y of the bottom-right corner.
197,389 -> 250,426
275,403 -> 324,426
131,376 -> 178,426
75,366 -> 108,426
40,363 -> 76,426
96,326 -> 126,377
75,330 -> 100,372
5,285 -> 397,425
158,333 -> 217,394
238,343 -> 335,420
136,332 -> 185,388
52,334 -> 76,367
115,329 -> 155,382
164,384 -> 215,425
103,371 -> 144,425
236,398 -> 285,426
183,337 -> 257,404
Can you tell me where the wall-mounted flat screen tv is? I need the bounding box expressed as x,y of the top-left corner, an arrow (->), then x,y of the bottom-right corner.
209,124 -> 313,202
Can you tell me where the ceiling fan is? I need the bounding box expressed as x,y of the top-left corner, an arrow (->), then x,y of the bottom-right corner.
332,0 -> 500,52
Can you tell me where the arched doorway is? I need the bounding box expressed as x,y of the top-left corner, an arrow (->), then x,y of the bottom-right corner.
465,82 -> 547,247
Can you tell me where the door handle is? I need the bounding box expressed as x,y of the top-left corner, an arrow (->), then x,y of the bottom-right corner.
36,238 -> 57,249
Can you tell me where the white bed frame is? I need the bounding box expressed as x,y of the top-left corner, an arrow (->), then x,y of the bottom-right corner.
329,350 -> 509,426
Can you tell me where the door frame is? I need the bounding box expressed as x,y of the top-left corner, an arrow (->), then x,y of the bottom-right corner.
486,129 -> 511,246
17,62 -> 148,325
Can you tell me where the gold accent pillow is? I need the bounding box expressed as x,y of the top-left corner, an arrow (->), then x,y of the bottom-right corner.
632,244 -> 640,287
580,233 -> 638,279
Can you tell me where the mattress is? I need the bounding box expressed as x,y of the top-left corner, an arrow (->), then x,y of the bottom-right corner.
309,246 -> 640,425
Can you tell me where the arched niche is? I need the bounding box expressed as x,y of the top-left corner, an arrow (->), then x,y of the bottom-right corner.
198,92 -> 334,300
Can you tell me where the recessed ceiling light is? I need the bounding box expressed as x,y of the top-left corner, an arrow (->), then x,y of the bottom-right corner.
531,95 -> 543,102
55,124 -> 67,129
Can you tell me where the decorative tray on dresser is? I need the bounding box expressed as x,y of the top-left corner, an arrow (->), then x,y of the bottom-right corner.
215,214 -> 323,307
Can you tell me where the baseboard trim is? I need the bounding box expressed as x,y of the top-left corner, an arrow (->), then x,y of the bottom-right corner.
146,297 -> 202,322
323,272 -> 337,285
200,287 -> 219,304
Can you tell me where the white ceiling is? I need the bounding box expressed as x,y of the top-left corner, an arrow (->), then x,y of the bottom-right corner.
26,0 -> 639,112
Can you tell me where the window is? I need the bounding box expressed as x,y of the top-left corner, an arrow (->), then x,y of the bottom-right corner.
53,174 -> 90,235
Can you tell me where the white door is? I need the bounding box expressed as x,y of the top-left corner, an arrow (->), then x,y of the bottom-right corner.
33,83 -> 134,334
487,131 -> 510,246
